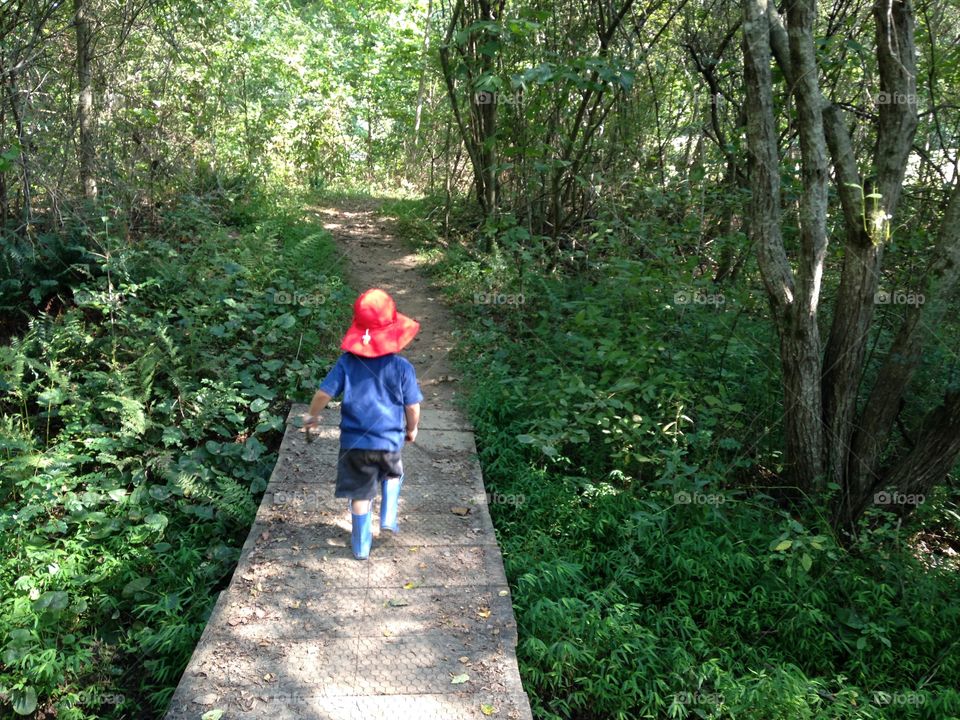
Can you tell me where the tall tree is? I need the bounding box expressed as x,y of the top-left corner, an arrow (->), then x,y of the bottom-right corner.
408,0 -> 433,170
74,0 -> 97,199
742,0 -> 960,530
438,0 -> 503,219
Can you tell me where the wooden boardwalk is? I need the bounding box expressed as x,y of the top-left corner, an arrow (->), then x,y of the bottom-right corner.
164,201 -> 533,719
164,405 -> 533,719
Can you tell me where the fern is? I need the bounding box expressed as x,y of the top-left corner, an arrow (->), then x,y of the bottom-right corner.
281,230 -> 334,273
213,475 -> 257,523
174,472 -> 256,525
1,189 -> 346,720
0,237 -> 33,278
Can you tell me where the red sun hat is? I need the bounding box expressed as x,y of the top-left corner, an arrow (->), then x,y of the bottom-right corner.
340,288 -> 420,358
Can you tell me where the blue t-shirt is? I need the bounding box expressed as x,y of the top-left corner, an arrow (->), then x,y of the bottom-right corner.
319,352 -> 423,452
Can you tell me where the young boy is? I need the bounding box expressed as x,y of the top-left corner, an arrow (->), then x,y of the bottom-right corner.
303,288 -> 423,560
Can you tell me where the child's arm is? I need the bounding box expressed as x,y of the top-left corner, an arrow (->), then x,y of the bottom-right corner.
304,389 -> 333,430
404,403 -> 420,443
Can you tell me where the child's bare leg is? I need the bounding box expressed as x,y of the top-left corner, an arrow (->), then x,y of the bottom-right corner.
351,498 -> 372,514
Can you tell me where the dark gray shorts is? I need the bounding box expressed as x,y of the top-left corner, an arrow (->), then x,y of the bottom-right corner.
335,449 -> 403,500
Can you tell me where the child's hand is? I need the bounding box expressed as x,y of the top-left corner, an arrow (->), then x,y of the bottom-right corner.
405,426 -> 418,443
305,390 -> 331,431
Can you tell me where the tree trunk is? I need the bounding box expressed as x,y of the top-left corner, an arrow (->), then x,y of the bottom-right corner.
74,0 -> 97,199
438,0 -> 489,215
408,0 -> 433,172
366,105 -> 374,180
745,0 -> 954,523
785,0 -> 830,494
0,91 -> 7,221
5,72 -> 31,222
830,0 -> 922,529
838,180 -> 960,527
477,92 -> 497,215
768,6 -> 874,496
882,391 -> 960,511
742,0 -> 825,494
820,105 -> 882,494
472,0 -> 499,220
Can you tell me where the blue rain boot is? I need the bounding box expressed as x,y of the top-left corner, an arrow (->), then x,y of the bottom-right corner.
351,510 -> 372,560
380,474 -> 404,533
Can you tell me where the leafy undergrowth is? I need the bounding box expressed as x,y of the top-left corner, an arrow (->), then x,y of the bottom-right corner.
385,195 -> 960,720
0,190 -> 350,718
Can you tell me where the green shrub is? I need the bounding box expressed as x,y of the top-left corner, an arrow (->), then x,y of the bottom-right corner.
391,195 -> 960,720
0,190 -> 348,718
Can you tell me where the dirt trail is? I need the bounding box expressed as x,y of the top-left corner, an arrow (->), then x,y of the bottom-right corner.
310,197 -> 461,411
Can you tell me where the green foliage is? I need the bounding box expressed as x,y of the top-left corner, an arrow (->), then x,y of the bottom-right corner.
0,189 -> 348,719
1,0 -> 957,714
0,227 -> 97,314
392,195 -> 960,720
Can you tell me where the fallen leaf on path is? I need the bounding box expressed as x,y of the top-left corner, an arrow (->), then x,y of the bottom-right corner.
403,581 -> 420,590
480,704 -> 496,716
450,673 -> 470,684
477,607 -> 491,619
458,656 -> 470,664
192,693 -> 218,705
451,506 -> 471,516
387,598 -> 409,607
201,710 -> 225,720
422,375 -> 459,385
